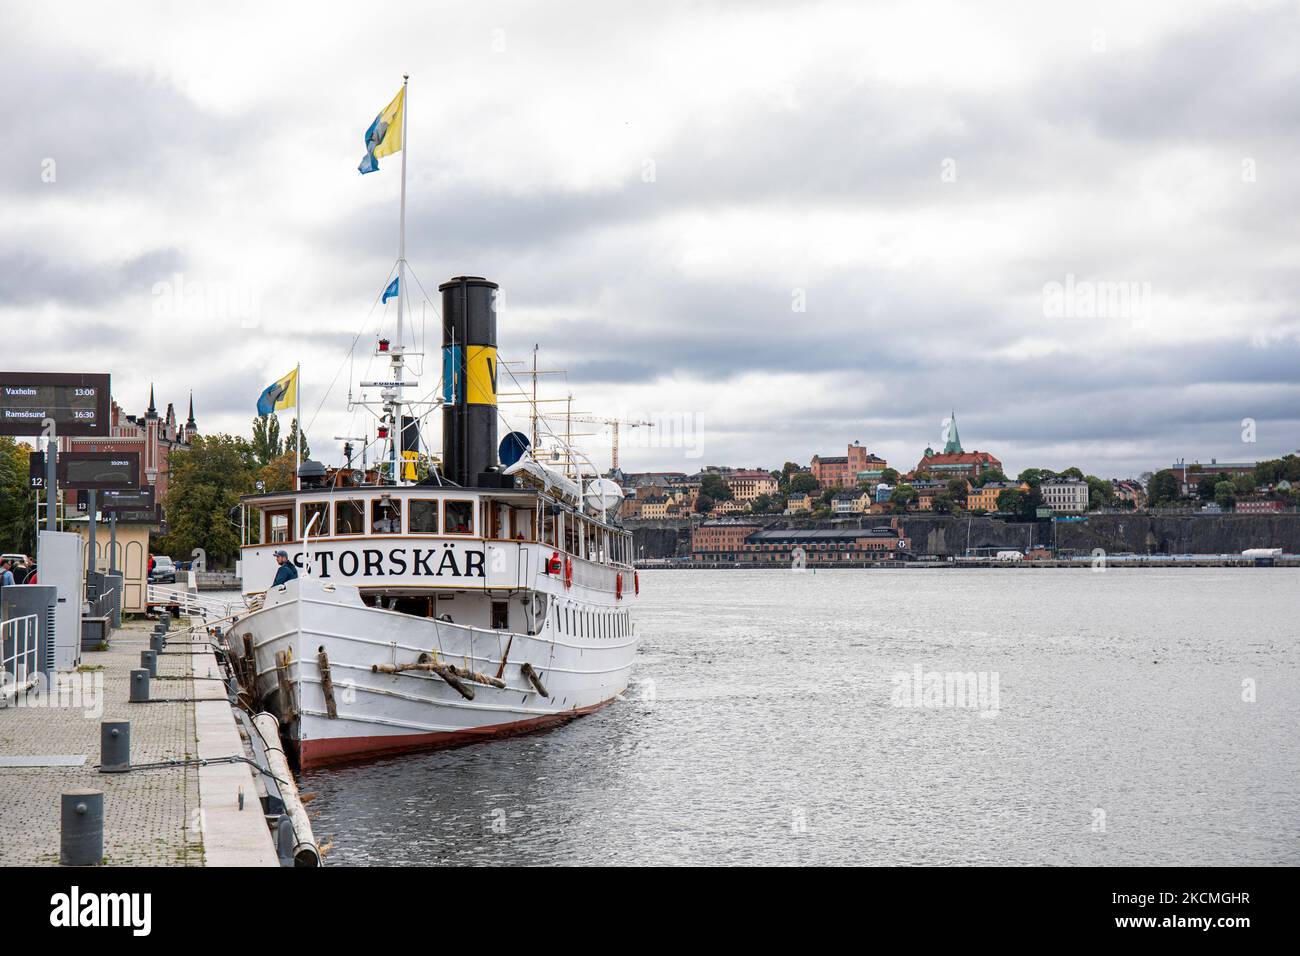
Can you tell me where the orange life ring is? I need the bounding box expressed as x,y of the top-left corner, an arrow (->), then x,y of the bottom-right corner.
564,557 -> 573,589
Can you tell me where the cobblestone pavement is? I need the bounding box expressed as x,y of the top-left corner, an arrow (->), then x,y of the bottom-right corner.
0,618 -> 205,865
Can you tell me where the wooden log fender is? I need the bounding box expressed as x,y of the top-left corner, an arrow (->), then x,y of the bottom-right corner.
520,661 -> 548,697
371,661 -> 475,700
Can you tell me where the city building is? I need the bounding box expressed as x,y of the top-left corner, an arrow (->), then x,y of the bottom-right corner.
831,490 -> 871,515
1169,459 -> 1257,497
786,492 -> 814,514
726,469 -> 779,503
811,441 -> 881,489
968,481 -> 1029,512
59,386 -> 198,515
691,520 -> 912,564
913,412 -> 1002,481
1039,476 -> 1089,513
1235,499 -> 1285,514
691,520 -> 763,560
1110,479 -> 1147,509
640,494 -> 671,518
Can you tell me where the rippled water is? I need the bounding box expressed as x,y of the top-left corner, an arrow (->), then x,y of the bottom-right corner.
298,569 -> 1300,866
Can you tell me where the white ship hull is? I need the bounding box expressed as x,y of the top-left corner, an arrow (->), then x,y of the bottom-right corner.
231,576 -> 637,768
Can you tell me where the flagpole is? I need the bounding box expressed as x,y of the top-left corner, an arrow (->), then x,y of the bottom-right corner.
394,73 -> 409,485
295,362 -> 301,491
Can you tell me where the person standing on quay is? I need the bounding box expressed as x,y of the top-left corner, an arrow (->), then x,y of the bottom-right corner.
0,559 -> 15,588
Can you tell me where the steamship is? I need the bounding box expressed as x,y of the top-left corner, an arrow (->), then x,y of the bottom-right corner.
231,277 -> 639,768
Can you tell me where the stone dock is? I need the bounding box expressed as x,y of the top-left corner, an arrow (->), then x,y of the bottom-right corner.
0,617 -> 277,866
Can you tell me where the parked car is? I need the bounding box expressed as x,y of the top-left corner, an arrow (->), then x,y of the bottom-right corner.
149,555 -> 176,584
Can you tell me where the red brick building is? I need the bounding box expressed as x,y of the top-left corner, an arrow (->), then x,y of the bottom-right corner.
60,386 -> 197,511
811,441 -> 879,489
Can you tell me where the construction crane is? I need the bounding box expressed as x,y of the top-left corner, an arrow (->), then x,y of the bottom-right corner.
541,410 -> 654,471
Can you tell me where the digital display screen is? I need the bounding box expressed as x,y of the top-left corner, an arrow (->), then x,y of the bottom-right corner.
0,372 -> 111,436
60,452 -> 140,490
86,487 -> 156,512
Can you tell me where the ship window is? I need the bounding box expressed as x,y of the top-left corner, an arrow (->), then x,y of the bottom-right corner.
266,508 -> 293,543
511,507 -> 534,541
301,502 -> 330,537
409,499 -> 439,533
542,511 -> 557,547
372,497 -> 402,534
445,500 -> 474,535
335,500 -> 366,535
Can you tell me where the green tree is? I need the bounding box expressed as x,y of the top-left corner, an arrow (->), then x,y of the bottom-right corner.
996,488 -> 1024,514
285,417 -> 311,460
695,493 -> 715,514
0,437 -> 38,557
1147,469 -> 1181,505
699,473 -> 734,501
251,415 -> 282,466
258,452 -> 297,493
889,484 -> 917,513
945,478 -> 969,504
750,493 -> 778,514
162,435 -> 255,568
1084,475 -> 1113,511
973,468 -> 1007,487
1214,480 -> 1236,509
1196,474 -> 1218,500
1231,473 -> 1256,495
787,472 -> 820,495
881,467 -> 900,485
931,492 -> 955,514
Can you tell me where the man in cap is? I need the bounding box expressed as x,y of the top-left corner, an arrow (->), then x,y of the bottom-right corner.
271,550 -> 299,588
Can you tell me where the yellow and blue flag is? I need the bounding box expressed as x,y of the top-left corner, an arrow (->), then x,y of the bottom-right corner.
256,368 -> 298,417
358,87 -> 405,175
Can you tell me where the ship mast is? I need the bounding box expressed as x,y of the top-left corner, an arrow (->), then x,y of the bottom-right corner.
385,73 -> 410,485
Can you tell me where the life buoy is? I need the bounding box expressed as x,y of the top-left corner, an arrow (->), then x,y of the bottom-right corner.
634,571 -> 639,595
547,551 -> 562,575
615,573 -> 623,600
564,557 -> 573,589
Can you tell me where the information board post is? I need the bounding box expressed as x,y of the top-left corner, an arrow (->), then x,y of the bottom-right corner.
46,425 -> 57,533
109,512 -> 117,573
87,489 -> 98,593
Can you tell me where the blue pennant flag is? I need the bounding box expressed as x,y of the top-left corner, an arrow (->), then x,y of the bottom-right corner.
382,277 -> 399,303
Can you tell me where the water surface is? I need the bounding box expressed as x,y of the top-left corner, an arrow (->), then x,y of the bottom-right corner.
300,569 -> 1300,865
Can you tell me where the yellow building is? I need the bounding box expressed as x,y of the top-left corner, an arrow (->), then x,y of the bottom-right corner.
967,481 -> 1029,512
787,492 -> 814,514
727,470 -> 779,502
69,516 -> 153,614
640,495 -> 671,518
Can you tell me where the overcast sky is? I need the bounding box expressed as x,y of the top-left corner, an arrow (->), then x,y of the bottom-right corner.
3,0 -> 1298,478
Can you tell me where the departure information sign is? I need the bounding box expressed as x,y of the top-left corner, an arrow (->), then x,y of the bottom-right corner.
89,487 -> 156,513
0,372 -> 111,436
28,451 -> 46,489
60,451 -> 140,490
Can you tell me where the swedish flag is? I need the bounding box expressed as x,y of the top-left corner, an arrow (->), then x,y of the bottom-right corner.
256,368 -> 298,417
358,87 -> 405,175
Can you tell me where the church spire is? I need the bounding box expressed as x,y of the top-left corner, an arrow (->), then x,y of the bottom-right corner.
146,383 -> 157,418
943,409 -> 963,454
186,391 -> 196,429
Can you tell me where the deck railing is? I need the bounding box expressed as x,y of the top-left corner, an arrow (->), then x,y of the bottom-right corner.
1,613 -> 39,706
148,583 -> 248,622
